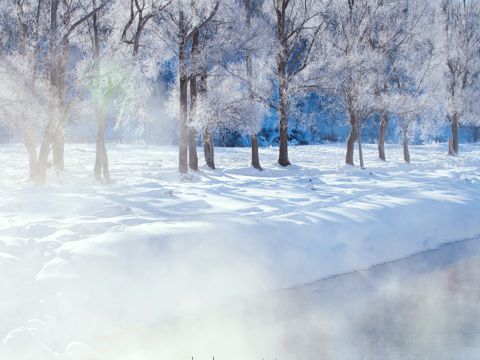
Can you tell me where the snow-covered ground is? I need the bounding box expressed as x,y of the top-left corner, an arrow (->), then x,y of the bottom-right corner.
1,142 -> 480,359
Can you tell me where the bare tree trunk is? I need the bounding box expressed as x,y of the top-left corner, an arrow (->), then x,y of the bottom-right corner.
31,0 -> 59,185
52,133 -> 65,173
357,118 -> 365,170
94,107 -> 111,182
346,112 -> 357,166
188,130 -> 198,170
178,10 -> 188,174
34,128 -> 54,186
402,126 -> 410,163
188,30 -> 199,171
199,73 -> 215,169
251,134 -> 262,170
449,113 -> 459,155
92,0 -> 110,183
378,112 -> 388,161
203,129 -> 215,169
22,128 -> 38,180
244,0 -> 262,170
277,59 -> 290,167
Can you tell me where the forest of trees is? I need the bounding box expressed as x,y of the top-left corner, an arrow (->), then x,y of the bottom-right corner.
0,0 -> 479,183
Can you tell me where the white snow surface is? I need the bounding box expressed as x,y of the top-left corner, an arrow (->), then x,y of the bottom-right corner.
1,142 -> 480,358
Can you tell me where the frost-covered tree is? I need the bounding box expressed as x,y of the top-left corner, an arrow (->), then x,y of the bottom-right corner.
0,0 -> 47,180
79,0 -> 170,182
367,0 -> 431,161
186,0 -> 271,170
439,0 -> 480,155
158,0 -> 219,174
264,0 -> 326,166
36,0 -> 108,185
371,0 -> 444,162
321,0 -> 387,169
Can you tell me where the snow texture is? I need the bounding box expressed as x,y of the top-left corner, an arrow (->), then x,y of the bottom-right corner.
1,142 -> 480,358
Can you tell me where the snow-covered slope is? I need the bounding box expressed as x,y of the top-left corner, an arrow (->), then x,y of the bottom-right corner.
0,142 -> 479,358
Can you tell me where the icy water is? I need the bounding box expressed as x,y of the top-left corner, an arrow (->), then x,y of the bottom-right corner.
100,236 -> 480,360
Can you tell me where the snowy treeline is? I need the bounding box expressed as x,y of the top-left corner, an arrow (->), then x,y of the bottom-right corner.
0,0 -> 479,181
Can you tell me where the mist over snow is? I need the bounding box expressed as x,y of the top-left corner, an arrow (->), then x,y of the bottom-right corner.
1,143 -> 480,359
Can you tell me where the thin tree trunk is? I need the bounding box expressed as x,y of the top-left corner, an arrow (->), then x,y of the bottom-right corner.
34,130 -> 53,186
346,112 -> 357,166
277,59 -> 290,166
378,112 -> 388,161
188,129 -> 198,170
199,73 -> 215,169
449,113 -> 459,155
52,135 -> 65,173
203,128 -> 215,169
251,134 -> 262,170
188,30 -> 199,171
178,10 -> 188,174
92,0 -> 110,183
356,117 -> 365,170
244,0 -> 262,170
23,128 -> 38,180
52,35 -> 69,173
32,0 -> 59,185
402,127 -> 410,163
94,108 -> 110,182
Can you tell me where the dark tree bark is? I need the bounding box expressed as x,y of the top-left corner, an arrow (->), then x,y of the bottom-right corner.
203,129 -> 215,169
176,3 -> 219,174
346,112 -> 357,166
402,127 -> 410,163
188,30 -> 199,171
121,0 -> 169,57
275,1 -> 290,167
199,74 -> 215,169
251,134 -> 261,170
244,0 -> 262,170
178,10 -> 189,174
378,112 -> 388,161
449,113 -> 459,156
357,118 -> 365,170
277,49 -> 290,167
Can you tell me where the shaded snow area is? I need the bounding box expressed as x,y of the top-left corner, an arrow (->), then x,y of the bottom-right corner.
1,143 -> 480,359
